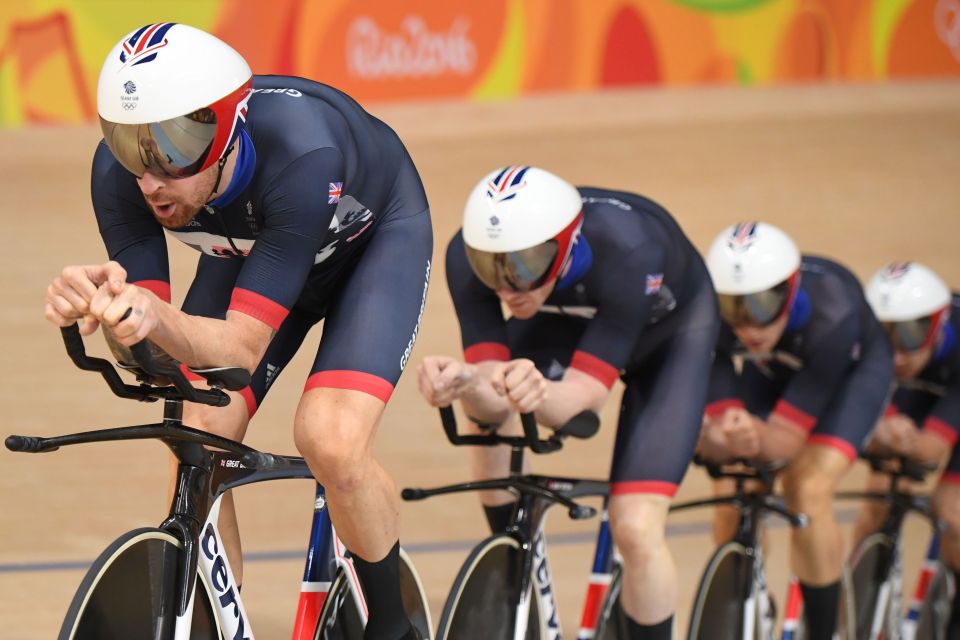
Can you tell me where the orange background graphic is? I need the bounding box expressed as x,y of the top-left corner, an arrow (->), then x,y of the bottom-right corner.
1,0 -> 958,126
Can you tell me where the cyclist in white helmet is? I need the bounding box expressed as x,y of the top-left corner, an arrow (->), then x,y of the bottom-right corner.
698,222 -> 894,640
852,262 -> 960,634
44,23 -> 432,639
419,166 -> 720,639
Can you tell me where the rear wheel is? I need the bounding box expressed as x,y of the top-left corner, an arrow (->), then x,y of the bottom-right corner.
437,534 -> 543,640
916,564 -> 954,640
687,542 -> 751,640
847,533 -> 896,639
59,527 -> 219,640
314,547 -> 432,639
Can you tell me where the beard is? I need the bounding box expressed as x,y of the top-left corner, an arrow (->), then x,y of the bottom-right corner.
143,167 -> 217,229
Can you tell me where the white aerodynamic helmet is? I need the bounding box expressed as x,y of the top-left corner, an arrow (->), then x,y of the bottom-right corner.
865,262 -> 952,351
462,166 -> 583,292
706,221 -> 802,326
97,23 -> 252,178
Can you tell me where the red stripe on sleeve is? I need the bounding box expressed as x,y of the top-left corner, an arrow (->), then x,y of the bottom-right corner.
305,370 -> 394,404
610,481 -> 678,497
941,472 -> 960,486
133,280 -> 171,303
807,434 -> 857,463
229,288 -> 289,331
923,417 -> 959,447
463,342 -> 510,363
884,404 -> 900,418
705,399 -> 745,419
772,399 -> 817,432
569,350 -> 619,389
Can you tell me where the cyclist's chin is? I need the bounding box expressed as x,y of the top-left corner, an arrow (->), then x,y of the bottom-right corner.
152,203 -> 201,230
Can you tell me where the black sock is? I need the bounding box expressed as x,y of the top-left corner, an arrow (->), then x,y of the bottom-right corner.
351,541 -> 412,640
625,613 -> 673,640
800,581 -> 840,640
483,502 -> 517,534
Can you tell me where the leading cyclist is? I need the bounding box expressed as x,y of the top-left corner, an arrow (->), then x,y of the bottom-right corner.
697,222 -> 894,640
43,24 -> 430,640
852,261 -> 960,636
418,166 -> 719,639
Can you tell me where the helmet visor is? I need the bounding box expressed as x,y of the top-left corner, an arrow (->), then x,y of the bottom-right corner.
882,317 -> 935,352
465,240 -> 559,293
99,107 -> 218,178
717,279 -> 793,327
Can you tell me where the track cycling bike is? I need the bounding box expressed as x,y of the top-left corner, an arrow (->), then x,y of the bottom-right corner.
5,324 -> 431,639
402,406 -> 615,639
836,451 -> 946,640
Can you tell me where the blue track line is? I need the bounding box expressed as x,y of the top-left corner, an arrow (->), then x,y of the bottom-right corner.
0,509 -> 858,575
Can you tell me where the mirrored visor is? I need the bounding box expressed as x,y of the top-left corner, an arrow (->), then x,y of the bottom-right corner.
882,317 -> 935,352
99,107 -> 218,178
464,240 -> 559,293
717,279 -> 792,327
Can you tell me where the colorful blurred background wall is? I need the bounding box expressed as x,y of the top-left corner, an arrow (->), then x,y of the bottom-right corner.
1,0 -> 959,126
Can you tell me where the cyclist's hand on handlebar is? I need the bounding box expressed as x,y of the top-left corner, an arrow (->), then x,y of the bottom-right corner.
45,262 -> 128,335
89,281 -> 158,346
490,358 -> 547,414
721,408 -> 760,459
417,355 -> 475,407
871,414 -> 918,456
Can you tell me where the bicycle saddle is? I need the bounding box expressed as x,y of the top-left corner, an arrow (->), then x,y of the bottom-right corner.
186,366 -> 251,392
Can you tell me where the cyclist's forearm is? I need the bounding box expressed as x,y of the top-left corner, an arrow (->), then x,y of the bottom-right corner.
755,415 -> 806,464
459,370 -> 512,426
149,298 -> 271,373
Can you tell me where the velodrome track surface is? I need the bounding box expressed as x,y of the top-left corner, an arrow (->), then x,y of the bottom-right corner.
1,81 -> 958,637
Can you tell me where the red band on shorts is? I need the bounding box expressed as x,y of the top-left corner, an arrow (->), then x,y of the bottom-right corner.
610,480 -> 678,497
133,280 -> 171,303
772,400 -> 817,432
705,398 -> 745,419
941,472 -> 960,486
304,370 -> 394,404
570,350 -> 619,389
229,288 -> 288,331
923,417 -> 959,447
884,404 -> 900,418
463,342 -> 510,363
807,434 -> 857,463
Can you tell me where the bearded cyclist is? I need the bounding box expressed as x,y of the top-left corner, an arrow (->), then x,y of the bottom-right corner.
697,222 -> 894,640
43,23 -> 431,640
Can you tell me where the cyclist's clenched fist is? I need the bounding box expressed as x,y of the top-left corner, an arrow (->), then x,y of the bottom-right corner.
45,261 -> 127,335
490,358 -> 548,414
417,355 -> 476,407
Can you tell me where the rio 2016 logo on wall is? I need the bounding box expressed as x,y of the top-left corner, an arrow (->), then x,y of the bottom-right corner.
346,16 -> 477,80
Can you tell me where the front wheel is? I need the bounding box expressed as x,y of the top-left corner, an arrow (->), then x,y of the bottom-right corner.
314,547 -> 432,639
687,542 -> 751,640
59,527 -> 219,640
847,533 -> 897,640
436,533 -> 544,640
915,564 -> 954,640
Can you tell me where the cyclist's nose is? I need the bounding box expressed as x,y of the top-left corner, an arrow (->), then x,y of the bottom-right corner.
137,171 -> 166,195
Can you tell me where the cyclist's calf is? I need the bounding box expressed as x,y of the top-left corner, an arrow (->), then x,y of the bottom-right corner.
935,483 -> 960,568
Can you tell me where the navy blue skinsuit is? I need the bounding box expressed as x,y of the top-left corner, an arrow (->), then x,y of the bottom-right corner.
92,75 -> 433,416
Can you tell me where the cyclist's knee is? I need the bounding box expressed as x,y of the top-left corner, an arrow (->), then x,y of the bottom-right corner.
294,420 -> 372,493
608,494 -> 669,566
782,470 -> 836,515
935,483 -> 960,540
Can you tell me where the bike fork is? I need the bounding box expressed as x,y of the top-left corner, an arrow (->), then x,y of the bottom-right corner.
292,483 -> 337,640
578,508 -> 615,640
